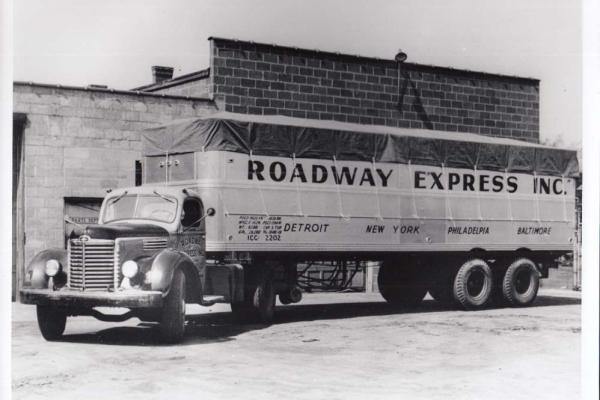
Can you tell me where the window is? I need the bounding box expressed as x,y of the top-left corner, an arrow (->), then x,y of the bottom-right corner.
181,199 -> 203,229
102,194 -> 178,223
135,160 -> 142,186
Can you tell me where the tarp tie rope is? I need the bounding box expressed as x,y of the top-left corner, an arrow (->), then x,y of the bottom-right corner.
164,151 -> 169,185
408,160 -> 419,219
250,150 -> 269,217
396,162 -> 403,245
533,171 -> 541,223
332,156 -> 347,219
372,157 -> 384,221
292,153 -> 306,217
442,163 -> 455,227
218,189 -> 230,216
474,164 -> 483,221
561,176 -> 569,222
505,169 -> 514,221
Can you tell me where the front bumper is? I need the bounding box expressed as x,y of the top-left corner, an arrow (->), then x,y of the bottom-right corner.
20,288 -> 163,308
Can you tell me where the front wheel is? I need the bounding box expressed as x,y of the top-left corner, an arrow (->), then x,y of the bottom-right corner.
36,305 -> 67,341
159,269 -> 186,343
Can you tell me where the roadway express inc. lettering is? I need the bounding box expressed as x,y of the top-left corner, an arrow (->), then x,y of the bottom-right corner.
414,171 -> 518,193
248,160 -> 393,187
248,160 -> 567,195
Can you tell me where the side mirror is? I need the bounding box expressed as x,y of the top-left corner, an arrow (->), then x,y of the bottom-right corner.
182,208 -> 215,232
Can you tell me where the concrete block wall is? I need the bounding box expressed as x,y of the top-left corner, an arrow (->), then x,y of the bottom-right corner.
209,38 -> 540,142
151,78 -> 210,98
14,83 -> 215,270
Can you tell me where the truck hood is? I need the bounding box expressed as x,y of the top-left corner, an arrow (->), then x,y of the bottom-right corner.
70,223 -> 169,240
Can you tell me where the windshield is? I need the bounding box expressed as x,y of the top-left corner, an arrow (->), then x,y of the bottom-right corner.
102,194 -> 178,223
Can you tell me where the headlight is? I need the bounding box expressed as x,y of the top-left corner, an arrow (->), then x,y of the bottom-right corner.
45,259 -> 61,277
122,260 -> 139,278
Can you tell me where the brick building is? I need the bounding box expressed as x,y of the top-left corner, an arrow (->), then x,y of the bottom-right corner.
12,37 -> 541,297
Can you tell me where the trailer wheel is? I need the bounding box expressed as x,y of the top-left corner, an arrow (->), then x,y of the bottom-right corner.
36,305 -> 67,341
378,261 -> 427,307
232,269 -> 275,324
159,268 -> 186,343
253,273 -> 275,323
502,258 -> 540,307
453,259 -> 493,310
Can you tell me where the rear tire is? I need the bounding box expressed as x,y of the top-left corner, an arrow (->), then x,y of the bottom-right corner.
377,260 -> 427,307
159,269 -> 186,344
453,258 -> 493,310
502,258 -> 539,307
36,305 -> 66,341
253,274 -> 275,323
232,268 -> 275,324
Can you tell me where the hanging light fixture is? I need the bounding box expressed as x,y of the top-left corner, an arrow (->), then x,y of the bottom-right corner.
395,49 -> 408,111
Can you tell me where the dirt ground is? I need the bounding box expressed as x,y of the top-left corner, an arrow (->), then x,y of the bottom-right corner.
12,289 -> 581,400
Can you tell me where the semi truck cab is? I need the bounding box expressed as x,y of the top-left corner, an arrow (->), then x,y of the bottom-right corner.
20,186 -> 249,343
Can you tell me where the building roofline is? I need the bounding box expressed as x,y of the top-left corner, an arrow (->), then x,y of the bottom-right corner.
132,68 -> 210,92
208,36 -> 540,85
13,81 -> 214,102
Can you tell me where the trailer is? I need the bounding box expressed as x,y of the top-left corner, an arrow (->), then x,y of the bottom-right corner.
20,112 -> 579,343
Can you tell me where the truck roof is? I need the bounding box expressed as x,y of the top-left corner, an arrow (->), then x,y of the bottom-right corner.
142,112 -> 579,177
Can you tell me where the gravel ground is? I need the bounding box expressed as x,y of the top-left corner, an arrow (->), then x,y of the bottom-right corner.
12,289 -> 581,400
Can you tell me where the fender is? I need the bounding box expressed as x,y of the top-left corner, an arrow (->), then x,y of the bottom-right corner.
26,248 -> 67,289
148,249 -> 202,302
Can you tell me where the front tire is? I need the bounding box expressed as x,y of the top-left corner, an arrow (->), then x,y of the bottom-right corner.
453,258 -> 493,310
36,305 -> 66,341
159,269 -> 186,343
502,258 -> 540,307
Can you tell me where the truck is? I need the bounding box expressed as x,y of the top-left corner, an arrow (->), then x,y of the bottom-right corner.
20,112 -> 579,343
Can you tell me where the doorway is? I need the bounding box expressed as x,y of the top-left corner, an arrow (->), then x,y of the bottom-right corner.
12,113 -> 26,300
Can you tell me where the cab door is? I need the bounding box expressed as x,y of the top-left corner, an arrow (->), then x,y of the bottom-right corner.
176,197 -> 206,268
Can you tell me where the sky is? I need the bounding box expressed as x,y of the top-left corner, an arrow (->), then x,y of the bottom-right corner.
13,0 -> 582,146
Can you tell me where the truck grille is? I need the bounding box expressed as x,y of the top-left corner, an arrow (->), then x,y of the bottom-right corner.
68,239 -> 116,291
143,237 -> 168,251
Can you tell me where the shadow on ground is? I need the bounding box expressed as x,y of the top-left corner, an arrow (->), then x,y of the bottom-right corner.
58,294 -> 580,347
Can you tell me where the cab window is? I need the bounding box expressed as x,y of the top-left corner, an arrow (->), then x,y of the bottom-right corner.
181,198 -> 203,230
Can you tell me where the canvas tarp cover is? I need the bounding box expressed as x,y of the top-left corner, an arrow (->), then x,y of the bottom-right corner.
142,112 -> 579,177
